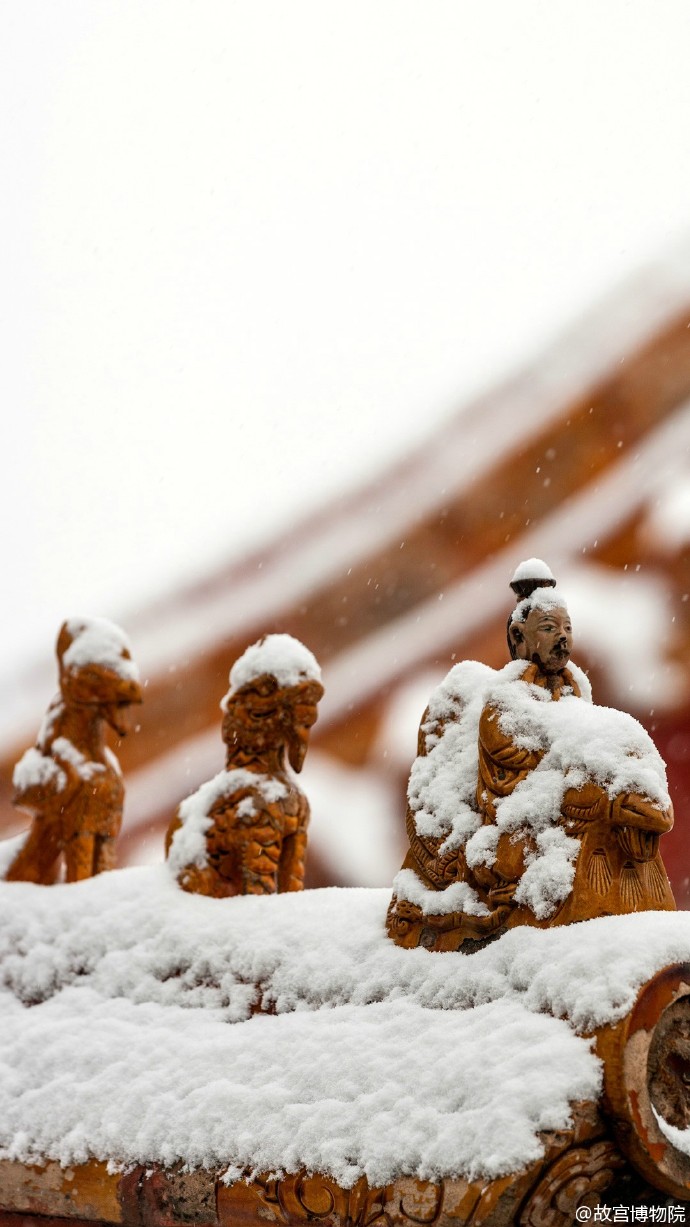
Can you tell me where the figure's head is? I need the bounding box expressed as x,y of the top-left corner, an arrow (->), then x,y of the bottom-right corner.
57,617 -> 143,734
508,589 -> 573,674
221,634 -> 323,771
222,674 -> 323,770
506,558 -> 557,659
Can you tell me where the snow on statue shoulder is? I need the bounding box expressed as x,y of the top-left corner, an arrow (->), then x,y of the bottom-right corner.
387,560 -> 676,951
166,633 -> 323,897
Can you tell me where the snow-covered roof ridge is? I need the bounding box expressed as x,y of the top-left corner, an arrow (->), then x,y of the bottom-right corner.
0,869 -> 689,1185
35,255 -> 690,700
317,396 -> 690,727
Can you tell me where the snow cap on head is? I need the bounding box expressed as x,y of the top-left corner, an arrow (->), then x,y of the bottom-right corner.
227,634 -> 322,696
511,587 -> 569,624
510,558 -> 557,602
59,617 -> 139,683
510,558 -> 555,587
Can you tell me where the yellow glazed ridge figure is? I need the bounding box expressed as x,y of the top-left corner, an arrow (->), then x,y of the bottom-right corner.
4,617 -> 142,884
166,633 -> 324,898
387,560 -> 675,951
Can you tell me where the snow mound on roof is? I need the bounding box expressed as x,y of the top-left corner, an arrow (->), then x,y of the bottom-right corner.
62,617 -> 139,681
1,869 -> 690,1183
227,633 -> 321,694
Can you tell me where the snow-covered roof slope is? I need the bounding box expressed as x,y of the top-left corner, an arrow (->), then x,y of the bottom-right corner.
1,868 -> 690,1185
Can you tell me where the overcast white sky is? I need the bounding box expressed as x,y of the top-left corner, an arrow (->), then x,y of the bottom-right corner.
3,1 -> 690,684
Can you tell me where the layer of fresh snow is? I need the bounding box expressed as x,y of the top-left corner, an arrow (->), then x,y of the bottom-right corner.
492,677 -> 669,807
12,746 -> 66,794
227,634 -> 322,697
392,868 -> 488,917
510,586 -> 568,623
51,736 -> 106,781
168,769 -> 288,873
10,718 -> 112,821
61,618 -> 139,682
408,659 -> 498,845
510,558 -> 555,584
1,868 -> 690,1183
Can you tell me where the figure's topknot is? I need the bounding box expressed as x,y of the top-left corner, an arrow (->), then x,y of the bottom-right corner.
509,558 -> 557,602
